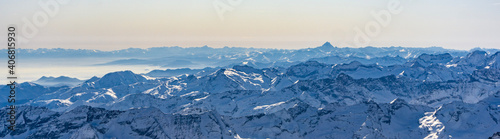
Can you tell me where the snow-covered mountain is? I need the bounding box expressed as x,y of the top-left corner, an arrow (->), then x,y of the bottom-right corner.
2,50 -> 499,138
10,51 -> 500,110
1,93 -> 499,138
0,82 -> 67,105
25,71 -> 160,111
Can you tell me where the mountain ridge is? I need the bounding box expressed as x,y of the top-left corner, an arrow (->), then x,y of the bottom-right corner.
1,49 -> 499,138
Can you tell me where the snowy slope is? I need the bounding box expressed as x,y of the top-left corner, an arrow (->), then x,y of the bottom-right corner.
1,95 -> 499,138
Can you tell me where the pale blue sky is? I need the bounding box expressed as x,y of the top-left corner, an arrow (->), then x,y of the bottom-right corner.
1,0 -> 499,50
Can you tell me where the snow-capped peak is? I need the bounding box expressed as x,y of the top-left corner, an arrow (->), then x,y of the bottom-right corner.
95,70 -> 147,88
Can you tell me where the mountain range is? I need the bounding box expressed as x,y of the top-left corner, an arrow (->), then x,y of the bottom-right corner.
0,43 -> 499,138
33,76 -> 84,87
7,42 -> 499,69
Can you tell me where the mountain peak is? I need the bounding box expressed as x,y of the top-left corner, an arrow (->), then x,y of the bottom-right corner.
490,52 -> 500,68
316,42 -> 335,51
321,42 -> 333,47
39,76 -> 52,80
96,70 -> 147,87
468,50 -> 488,58
85,76 -> 100,83
491,51 -> 500,58
461,50 -> 489,67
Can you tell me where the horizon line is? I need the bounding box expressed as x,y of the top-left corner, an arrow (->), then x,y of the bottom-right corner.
4,42 -> 497,52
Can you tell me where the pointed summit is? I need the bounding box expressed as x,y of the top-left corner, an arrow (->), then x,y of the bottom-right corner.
317,42 -> 335,51
322,42 -> 333,47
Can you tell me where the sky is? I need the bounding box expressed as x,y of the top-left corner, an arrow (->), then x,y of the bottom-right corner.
1,0 -> 500,50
